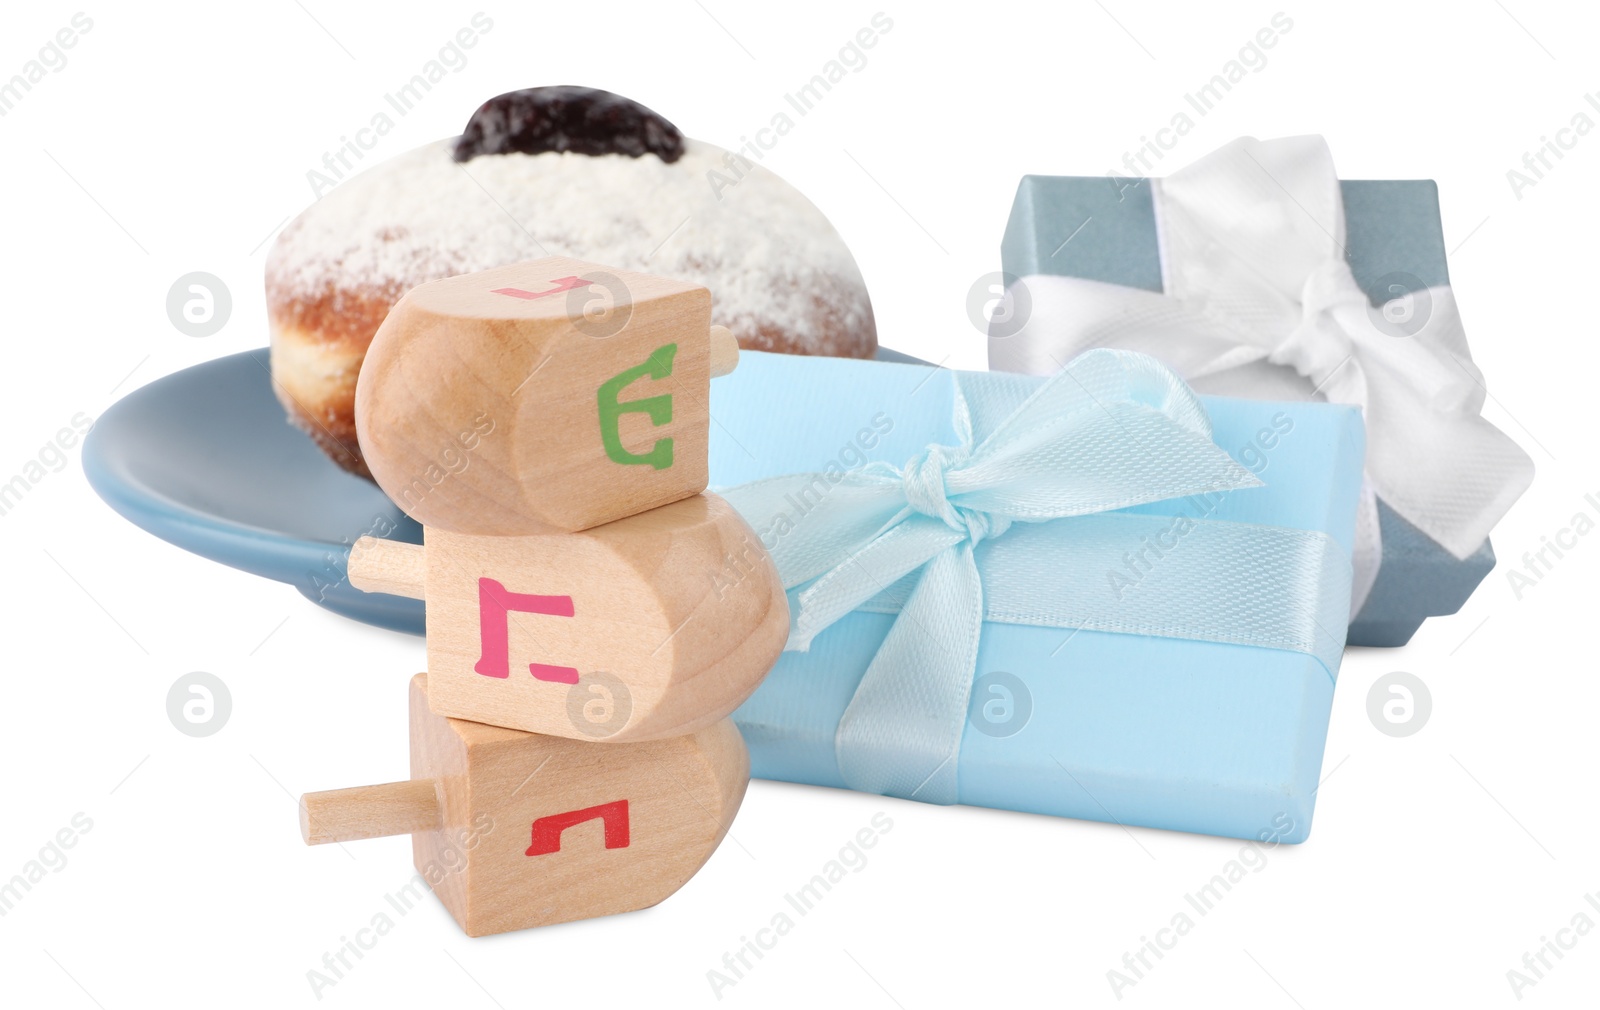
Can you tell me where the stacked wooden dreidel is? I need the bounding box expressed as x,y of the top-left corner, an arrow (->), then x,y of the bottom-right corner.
297,258 -> 790,936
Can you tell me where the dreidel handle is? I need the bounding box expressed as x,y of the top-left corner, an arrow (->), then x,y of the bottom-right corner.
709,325 -> 739,378
300,779 -> 443,844
348,538 -> 426,599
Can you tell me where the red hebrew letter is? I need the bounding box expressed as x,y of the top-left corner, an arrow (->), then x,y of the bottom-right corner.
526,800 -> 631,856
474,577 -> 579,684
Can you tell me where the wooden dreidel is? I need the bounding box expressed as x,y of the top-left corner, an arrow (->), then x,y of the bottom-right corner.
349,257 -> 789,743
350,494 -> 788,742
355,255 -> 742,536
300,674 -> 749,936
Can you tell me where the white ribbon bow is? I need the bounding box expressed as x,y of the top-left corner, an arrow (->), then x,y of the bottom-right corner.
990,135 -> 1534,615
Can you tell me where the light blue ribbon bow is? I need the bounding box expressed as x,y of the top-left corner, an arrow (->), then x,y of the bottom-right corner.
721,349 -> 1350,805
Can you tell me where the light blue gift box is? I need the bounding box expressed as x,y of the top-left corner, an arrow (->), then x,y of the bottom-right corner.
710,351 -> 1363,842
1000,175 -> 1494,647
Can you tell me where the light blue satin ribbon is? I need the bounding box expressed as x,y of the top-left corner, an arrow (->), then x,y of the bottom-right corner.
720,349 -> 1350,805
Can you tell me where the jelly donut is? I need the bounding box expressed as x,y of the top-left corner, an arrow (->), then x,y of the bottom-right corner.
266,86 -> 876,477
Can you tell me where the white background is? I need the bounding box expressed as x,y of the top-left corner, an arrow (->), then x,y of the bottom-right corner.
1,1 -> 1596,1007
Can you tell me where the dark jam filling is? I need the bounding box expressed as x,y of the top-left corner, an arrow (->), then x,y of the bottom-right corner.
452,86 -> 684,164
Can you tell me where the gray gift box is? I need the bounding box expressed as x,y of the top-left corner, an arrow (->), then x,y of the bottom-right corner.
999,174 -> 1494,647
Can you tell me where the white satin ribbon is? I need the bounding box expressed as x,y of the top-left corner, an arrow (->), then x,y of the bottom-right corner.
990,135 -> 1534,616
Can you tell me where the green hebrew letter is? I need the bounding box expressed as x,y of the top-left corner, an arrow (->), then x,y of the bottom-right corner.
597,343 -> 677,470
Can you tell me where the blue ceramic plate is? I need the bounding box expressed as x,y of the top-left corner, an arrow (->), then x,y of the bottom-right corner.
83,346 -> 925,635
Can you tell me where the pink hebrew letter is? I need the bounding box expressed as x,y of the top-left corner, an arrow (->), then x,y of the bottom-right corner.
474,577 -> 580,683
490,276 -> 588,301
526,800 -> 631,856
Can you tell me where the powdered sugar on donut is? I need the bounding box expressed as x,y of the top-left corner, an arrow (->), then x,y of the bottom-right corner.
266,139 -> 871,349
